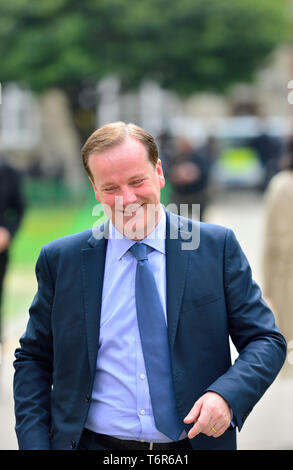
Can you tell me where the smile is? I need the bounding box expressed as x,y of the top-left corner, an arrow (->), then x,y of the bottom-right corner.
122,204 -> 145,216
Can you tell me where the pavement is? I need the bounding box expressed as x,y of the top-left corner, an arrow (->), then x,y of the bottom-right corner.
1,189 -> 292,450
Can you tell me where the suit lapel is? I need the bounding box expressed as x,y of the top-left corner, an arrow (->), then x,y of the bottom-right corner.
165,211 -> 190,349
81,212 -> 193,375
81,221 -> 109,378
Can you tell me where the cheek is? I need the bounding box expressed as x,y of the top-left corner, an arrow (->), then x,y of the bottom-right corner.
138,182 -> 160,200
99,195 -> 117,220
95,193 -> 116,216
101,194 -> 112,204
97,191 -> 114,206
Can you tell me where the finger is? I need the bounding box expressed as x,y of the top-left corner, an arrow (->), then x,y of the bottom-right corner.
206,412 -> 231,437
183,399 -> 202,424
187,405 -> 213,439
190,403 -> 230,438
206,423 -> 224,437
208,422 -> 229,438
206,424 -> 219,437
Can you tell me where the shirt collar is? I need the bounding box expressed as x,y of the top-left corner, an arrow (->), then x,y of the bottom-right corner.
108,205 -> 166,260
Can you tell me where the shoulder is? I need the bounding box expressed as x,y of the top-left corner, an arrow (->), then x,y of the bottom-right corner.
0,162 -> 20,178
267,170 -> 293,195
265,170 -> 293,210
169,210 -> 230,239
34,226 -> 107,283
198,221 -> 234,254
41,228 -> 93,259
167,210 -> 232,253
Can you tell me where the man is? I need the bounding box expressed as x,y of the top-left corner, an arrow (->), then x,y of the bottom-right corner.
0,156 -> 24,347
14,122 -> 286,451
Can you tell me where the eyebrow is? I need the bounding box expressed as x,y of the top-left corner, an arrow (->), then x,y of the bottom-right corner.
128,174 -> 146,181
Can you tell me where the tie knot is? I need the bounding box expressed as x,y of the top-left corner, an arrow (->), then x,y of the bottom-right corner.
129,242 -> 148,261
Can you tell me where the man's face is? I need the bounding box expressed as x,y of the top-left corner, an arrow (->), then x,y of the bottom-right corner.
88,136 -> 165,239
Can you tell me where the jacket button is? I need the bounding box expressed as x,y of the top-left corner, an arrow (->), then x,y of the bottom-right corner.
85,394 -> 91,402
70,440 -> 77,449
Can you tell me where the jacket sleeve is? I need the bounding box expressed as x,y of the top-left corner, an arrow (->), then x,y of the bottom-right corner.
13,246 -> 54,450
205,228 -> 287,431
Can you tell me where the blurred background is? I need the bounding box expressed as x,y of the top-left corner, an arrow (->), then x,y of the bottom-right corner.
0,0 -> 293,450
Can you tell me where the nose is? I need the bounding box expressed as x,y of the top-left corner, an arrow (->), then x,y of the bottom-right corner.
121,185 -> 138,207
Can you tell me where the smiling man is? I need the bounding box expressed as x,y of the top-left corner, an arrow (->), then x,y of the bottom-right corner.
84,124 -> 165,240
14,122 -> 286,451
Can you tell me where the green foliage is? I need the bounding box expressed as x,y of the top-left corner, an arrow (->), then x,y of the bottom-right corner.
0,0 -> 290,95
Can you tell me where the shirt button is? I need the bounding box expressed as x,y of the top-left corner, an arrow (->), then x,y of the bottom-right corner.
140,374 -> 145,379
140,409 -> 145,415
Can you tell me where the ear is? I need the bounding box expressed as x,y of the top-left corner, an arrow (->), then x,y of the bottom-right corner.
156,159 -> 165,190
89,176 -> 101,203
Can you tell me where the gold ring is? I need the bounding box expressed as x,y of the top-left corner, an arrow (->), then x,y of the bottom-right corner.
211,427 -> 217,433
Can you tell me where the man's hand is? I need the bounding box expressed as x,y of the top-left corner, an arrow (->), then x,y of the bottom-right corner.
183,391 -> 231,439
0,227 -> 11,253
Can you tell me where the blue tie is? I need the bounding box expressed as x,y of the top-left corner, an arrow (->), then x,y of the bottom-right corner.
130,242 -> 183,441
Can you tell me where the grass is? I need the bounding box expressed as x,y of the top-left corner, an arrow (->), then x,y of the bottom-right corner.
3,194 -> 102,322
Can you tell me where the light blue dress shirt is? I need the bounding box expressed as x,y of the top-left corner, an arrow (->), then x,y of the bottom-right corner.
85,207 -> 186,442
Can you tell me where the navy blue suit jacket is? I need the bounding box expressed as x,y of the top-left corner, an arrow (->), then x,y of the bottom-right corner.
13,211 -> 286,450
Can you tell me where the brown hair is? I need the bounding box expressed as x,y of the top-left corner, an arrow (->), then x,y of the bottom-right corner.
81,121 -> 159,179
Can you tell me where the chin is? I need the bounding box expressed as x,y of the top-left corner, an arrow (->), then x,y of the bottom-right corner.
123,220 -> 147,240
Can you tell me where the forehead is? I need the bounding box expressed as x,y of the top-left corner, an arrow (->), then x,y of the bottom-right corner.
95,136 -> 147,159
89,136 -> 150,171
88,136 -> 155,184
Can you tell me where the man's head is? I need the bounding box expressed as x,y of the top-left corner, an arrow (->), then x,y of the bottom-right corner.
82,122 -> 165,239
82,121 -> 159,179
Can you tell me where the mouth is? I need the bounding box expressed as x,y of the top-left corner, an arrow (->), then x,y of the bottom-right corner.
122,203 -> 145,217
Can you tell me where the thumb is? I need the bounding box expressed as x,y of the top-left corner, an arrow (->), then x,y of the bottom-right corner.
183,397 -> 203,424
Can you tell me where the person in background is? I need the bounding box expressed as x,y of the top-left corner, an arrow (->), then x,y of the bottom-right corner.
168,137 -> 210,221
252,131 -> 283,190
156,130 -> 174,177
262,138 -> 293,377
0,155 -> 24,348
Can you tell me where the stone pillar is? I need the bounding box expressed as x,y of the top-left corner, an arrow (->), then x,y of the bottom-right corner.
139,80 -> 163,136
39,88 -> 84,188
96,76 -> 120,127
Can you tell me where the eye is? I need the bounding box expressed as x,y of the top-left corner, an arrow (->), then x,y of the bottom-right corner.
130,179 -> 144,186
103,186 -> 118,193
